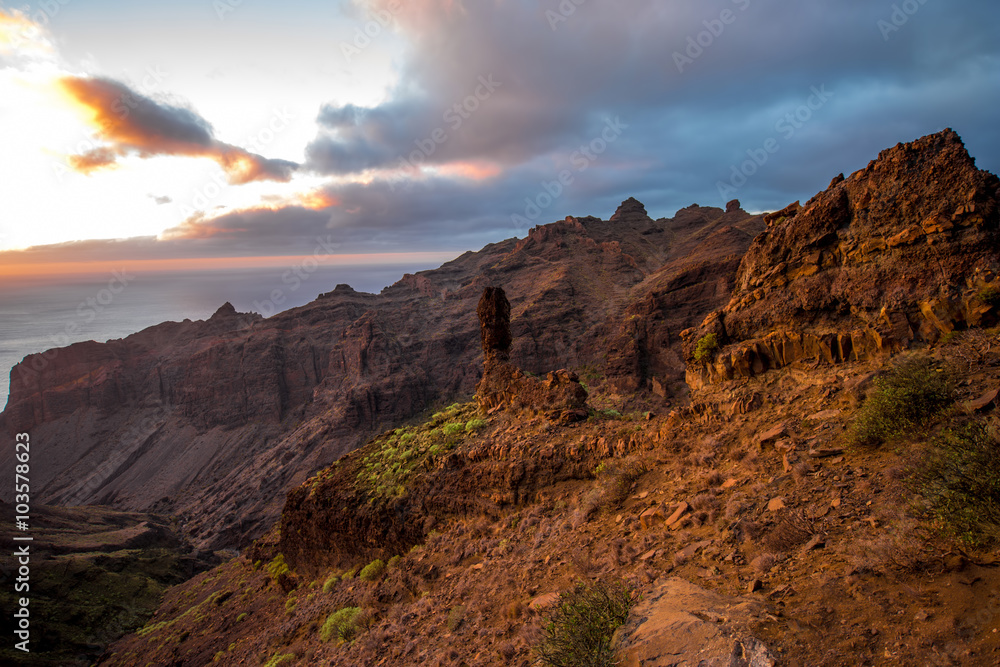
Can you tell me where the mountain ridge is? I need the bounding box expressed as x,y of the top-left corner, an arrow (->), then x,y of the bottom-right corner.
1,195 -> 762,550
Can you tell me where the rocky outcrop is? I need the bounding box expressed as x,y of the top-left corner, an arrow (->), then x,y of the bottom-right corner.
477,286 -> 512,363
475,286 -> 588,422
610,196 -> 651,225
619,203 -> 765,397
688,129 -> 1000,388
614,578 -> 775,667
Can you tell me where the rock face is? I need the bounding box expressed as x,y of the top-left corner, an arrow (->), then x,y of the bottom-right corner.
614,578 -> 775,667
0,200 -> 763,549
688,129 -> 1000,388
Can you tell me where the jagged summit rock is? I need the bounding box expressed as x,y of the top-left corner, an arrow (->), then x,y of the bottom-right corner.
610,197 -> 651,224
726,198 -> 742,213
210,302 -> 237,319
687,128 -> 1000,387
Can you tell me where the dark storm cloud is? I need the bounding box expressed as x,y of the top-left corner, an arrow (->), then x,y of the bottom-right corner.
305,0 -> 1000,222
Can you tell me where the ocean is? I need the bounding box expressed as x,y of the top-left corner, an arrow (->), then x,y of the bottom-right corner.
0,261 -> 445,411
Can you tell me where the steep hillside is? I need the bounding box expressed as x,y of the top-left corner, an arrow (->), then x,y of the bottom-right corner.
0,200 -> 762,550
99,130 -> 1000,666
0,503 -> 213,667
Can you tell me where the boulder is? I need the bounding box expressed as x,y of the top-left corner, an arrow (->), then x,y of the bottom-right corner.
615,577 -> 775,667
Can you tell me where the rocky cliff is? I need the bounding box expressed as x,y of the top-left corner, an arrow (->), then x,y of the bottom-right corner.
687,129 -> 1000,387
0,199 -> 761,549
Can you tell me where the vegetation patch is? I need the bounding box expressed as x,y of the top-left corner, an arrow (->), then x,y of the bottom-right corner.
359,558 -> 386,582
534,579 -> 637,667
265,554 -> 290,581
693,333 -> 720,363
320,606 -> 364,643
848,354 -> 953,447
911,420 -> 1000,547
263,652 -> 296,667
355,402 -> 482,501
322,572 -> 339,593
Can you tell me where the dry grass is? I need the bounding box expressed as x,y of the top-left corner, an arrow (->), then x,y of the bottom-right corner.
761,512 -> 814,553
843,518 -> 937,574
750,552 -> 781,574
575,457 -> 649,526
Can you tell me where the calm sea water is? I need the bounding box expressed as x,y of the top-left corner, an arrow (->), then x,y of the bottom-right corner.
0,263 -> 440,410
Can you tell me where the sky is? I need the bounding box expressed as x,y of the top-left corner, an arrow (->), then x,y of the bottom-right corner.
1,0 -> 999,276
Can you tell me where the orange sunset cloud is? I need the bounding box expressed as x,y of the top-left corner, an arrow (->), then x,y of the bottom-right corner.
57,75 -> 298,184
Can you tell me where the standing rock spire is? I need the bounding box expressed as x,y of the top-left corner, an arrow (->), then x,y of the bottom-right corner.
477,286 -> 512,363
475,285 -> 588,422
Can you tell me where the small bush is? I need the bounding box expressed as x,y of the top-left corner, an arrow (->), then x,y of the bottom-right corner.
387,555 -> 402,569
848,355 -> 952,447
340,566 -> 357,581
443,422 -> 465,437
263,653 -> 295,667
534,579 -> 637,667
322,572 -> 339,593
693,333 -> 720,363
236,612 -> 247,622
359,558 -> 386,582
912,421 -> 1000,546
978,285 -> 1000,307
465,418 -> 487,432
265,554 -> 290,581
321,606 -> 363,643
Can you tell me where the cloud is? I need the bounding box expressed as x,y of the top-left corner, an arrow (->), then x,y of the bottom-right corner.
299,0 -> 1000,219
67,146 -> 118,174
0,8 -> 55,62
7,0 -> 1000,266
57,75 -> 298,183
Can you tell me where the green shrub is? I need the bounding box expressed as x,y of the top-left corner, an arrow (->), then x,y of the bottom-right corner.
387,555 -> 402,569
321,607 -> 363,643
265,554 -> 290,581
465,418 -> 487,432
978,285 -> 1000,307
848,355 -> 953,447
236,612 -> 247,622
912,421 -> 1000,546
340,566 -> 357,581
359,558 -> 386,582
534,580 -> 637,667
263,653 -> 295,667
693,333 -> 719,363
443,422 -> 465,437
322,573 -> 339,593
